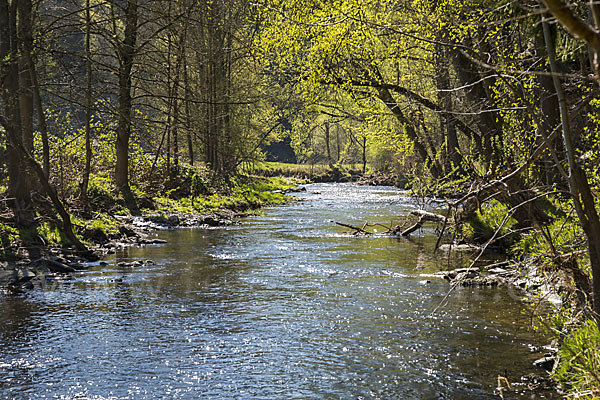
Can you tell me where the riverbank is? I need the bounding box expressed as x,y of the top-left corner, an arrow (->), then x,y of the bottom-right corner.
0,174 -> 299,293
249,161 -> 408,186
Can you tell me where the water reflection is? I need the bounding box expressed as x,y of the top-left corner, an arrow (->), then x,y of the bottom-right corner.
0,183 -> 556,399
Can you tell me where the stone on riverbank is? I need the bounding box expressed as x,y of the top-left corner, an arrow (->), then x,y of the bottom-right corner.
430,266 -> 519,287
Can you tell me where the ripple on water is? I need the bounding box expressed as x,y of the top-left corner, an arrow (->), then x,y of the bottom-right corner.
0,183 -> 557,399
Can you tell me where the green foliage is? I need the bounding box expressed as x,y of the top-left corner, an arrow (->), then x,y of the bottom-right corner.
16,222 -> 69,247
554,319 -> 600,399
150,175 -> 291,217
514,208 -> 585,265
464,200 -> 518,246
248,161 -> 363,180
74,213 -> 120,238
0,222 -> 18,256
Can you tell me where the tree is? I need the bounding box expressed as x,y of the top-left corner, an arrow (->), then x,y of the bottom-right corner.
540,0 -> 600,320
113,0 -> 138,209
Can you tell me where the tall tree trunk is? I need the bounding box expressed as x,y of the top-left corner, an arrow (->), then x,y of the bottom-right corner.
435,45 -> 463,175
114,0 -> 138,210
335,126 -> 341,162
29,54 -> 49,179
17,0 -> 34,192
543,14 -> 600,320
171,36 -> 184,179
81,0 -> 93,203
535,25 -> 563,186
452,48 -> 502,170
362,136 -> 367,174
1,0 -> 32,226
183,50 -> 194,165
324,122 -> 333,167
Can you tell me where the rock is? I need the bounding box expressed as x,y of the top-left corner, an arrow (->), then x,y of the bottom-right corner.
455,269 -> 480,279
145,260 -> 155,265
419,279 -> 432,284
202,216 -> 227,227
99,261 -> 108,266
167,215 -> 180,225
81,226 -> 109,243
0,270 -> 17,287
16,259 -> 32,267
533,356 -> 555,371
117,262 -> 129,268
17,269 -> 36,281
138,238 -> 167,245
32,258 -> 75,273
147,215 -> 169,225
514,279 -> 528,288
119,225 -> 138,238
20,280 -> 34,290
433,267 -> 480,281
284,186 -> 307,193
28,275 -> 46,290
113,215 -> 133,224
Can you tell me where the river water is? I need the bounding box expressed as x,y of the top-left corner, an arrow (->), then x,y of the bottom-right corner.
0,183 -> 557,399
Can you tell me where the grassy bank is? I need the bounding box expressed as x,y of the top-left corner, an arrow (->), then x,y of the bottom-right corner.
460,196 -> 600,397
0,171 -> 298,262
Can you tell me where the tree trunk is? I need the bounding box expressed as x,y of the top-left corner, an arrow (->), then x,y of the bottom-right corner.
29,54 -> 50,179
324,122 -> 333,167
543,14 -> 600,320
452,47 -> 502,169
435,45 -> 463,175
183,49 -> 194,165
1,0 -> 32,226
362,136 -> 367,174
81,0 -> 93,203
534,25 -> 563,186
114,0 -> 138,210
17,0 -> 34,193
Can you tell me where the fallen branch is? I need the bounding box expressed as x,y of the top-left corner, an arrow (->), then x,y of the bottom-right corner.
400,216 -> 424,236
335,221 -> 372,235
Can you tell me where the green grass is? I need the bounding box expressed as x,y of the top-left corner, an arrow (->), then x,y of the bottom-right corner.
245,161 -> 367,178
554,318 -> 600,399
150,175 -> 293,217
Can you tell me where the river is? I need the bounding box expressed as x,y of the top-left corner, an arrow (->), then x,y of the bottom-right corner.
0,183 -> 557,399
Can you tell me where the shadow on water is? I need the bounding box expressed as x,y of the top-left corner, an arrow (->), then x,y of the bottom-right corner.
0,183 -> 558,399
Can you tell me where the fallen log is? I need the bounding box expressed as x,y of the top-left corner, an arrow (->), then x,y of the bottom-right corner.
409,210 -> 447,223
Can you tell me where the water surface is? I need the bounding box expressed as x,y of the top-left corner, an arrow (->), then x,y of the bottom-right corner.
0,183 -> 556,399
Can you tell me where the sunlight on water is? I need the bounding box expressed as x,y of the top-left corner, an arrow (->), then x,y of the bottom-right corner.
0,183 -> 557,399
